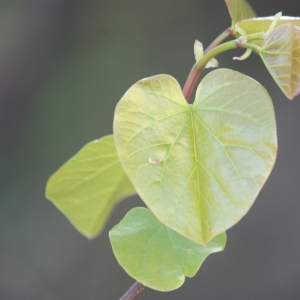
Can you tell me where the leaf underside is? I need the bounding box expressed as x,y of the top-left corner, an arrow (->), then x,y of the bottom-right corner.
114,69 -> 277,245
46,135 -> 136,238
109,207 -> 226,291
260,23 -> 300,100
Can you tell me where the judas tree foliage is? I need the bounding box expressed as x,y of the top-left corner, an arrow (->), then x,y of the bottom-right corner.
46,0 -> 300,298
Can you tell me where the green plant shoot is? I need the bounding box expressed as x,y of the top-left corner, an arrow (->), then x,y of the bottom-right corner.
45,0 -> 300,297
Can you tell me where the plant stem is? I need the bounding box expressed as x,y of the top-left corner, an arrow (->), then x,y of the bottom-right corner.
238,41 -> 261,54
119,35 -> 259,300
182,39 -> 237,101
204,27 -> 233,54
181,28 -> 233,102
182,63 -> 203,102
120,281 -> 146,300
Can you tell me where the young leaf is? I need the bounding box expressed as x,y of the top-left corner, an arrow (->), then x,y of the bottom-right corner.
236,16 -> 300,37
114,69 -> 277,245
260,23 -> 300,100
194,40 -> 218,68
224,0 -> 256,27
46,135 -> 136,239
236,16 -> 300,46
109,207 -> 226,291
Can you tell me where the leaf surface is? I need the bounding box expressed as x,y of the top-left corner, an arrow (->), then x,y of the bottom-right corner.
114,69 -> 277,244
109,207 -> 226,291
236,17 -> 300,46
260,23 -> 300,100
237,16 -> 300,35
225,0 -> 256,27
46,135 -> 136,238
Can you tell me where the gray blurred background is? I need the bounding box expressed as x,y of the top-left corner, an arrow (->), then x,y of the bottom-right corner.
1,0 -> 300,299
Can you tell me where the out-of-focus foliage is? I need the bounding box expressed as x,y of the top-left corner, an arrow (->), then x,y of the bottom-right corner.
225,0 -> 256,27
46,135 -> 136,238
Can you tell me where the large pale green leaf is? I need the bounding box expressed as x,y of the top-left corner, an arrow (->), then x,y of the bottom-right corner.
114,69 -> 277,244
224,0 -> 256,27
109,207 -> 226,291
260,23 -> 300,100
46,135 -> 136,238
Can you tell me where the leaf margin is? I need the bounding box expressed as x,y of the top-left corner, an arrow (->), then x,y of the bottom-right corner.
109,207 -> 227,291
45,135 -> 136,239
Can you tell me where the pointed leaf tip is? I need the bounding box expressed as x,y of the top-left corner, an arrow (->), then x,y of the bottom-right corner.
194,40 -> 204,63
194,40 -> 218,68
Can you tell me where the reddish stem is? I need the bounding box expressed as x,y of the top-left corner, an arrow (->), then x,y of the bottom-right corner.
182,27 -> 234,102
182,65 -> 202,101
119,28 -> 236,300
204,27 -> 234,54
119,281 -> 146,300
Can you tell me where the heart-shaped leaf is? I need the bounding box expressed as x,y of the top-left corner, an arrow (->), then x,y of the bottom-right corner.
114,69 -> 277,244
46,135 -> 136,238
260,23 -> 300,100
109,207 -> 226,291
224,0 -> 256,27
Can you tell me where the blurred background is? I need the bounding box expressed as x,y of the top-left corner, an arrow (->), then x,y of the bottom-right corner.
1,0 -> 300,299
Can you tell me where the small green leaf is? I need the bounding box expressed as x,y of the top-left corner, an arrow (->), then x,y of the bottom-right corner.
224,0 -> 256,27
109,207 -> 226,291
114,69 -> 277,245
260,23 -> 300,100
237,16 -> 300,36
46,135 -> 136,238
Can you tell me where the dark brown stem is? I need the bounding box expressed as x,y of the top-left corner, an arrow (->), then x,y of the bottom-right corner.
119,281 -> 146,300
